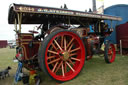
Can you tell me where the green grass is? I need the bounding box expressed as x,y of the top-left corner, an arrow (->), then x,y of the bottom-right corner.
62,55 -> 128,85
0,47 -> 128,85
0,47 -> 18,85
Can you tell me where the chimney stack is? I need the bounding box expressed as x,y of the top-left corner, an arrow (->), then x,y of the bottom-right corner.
92,0 -> 97,12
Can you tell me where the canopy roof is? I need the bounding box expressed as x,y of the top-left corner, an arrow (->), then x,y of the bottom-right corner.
8,3 -> 122,24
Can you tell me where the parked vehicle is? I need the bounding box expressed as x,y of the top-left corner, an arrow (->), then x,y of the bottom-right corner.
8,3 -> 122,82
8,43 -> 16,49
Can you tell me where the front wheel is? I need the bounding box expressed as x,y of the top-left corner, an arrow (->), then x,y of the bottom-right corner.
104,41 -> 116,63
38,29 -> 86,82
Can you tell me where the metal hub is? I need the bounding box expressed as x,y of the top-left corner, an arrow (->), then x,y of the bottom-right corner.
62,51 -> 69,61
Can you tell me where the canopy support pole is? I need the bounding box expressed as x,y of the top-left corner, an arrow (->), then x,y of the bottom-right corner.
17,13 -> 22,33
68,16 -> 71,25
99,21 -> 101,33
14,18 -> 17,33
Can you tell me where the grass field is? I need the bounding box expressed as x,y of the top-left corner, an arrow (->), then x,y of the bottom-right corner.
0,47 -> 128,85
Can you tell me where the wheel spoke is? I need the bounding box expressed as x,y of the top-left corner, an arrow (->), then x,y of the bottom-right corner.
108,48 -> 113,60
62,63 -> 65,77
64,62 -> 67,73
109,47 -> 112,50
71,57 -> 80,61
66,61 -> 75,72
54,39 -> 63,51
108,53 -> 112,55
68,59 -> 74,65
48,50 -> 58,55
61,36 -> 64,48
69,47 -> 80,53
48,58 -> 60,65
68,43 -> 73,52
108,50 -> 112,55
55,61 -> 63,73
47,56 -> 56,60
52,62 -> 58,72
51,43 -> 58,51
64,37 -> 67,51
108,55 -> 112,60
67,38 -> 74,49
69,53 -> 77,57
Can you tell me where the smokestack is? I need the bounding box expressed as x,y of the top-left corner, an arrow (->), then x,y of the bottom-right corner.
92,0 -> 97,12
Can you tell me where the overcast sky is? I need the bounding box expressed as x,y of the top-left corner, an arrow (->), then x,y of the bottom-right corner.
0,0 -> 128,40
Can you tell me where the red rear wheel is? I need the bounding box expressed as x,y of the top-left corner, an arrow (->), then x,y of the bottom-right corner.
104,41 -> 116,63
38,30 -> 85,82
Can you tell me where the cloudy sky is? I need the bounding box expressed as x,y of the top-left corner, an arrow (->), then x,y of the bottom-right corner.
0,0 -> 128,40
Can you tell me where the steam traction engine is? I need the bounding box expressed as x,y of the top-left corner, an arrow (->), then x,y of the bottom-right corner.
8,3 -> 122,82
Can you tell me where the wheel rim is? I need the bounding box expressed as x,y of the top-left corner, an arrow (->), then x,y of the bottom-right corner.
45,31 -> 85,81
107,44 -> 115,63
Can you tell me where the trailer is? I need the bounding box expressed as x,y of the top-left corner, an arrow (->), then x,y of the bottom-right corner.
8,3 -> 122,82
116,22 -> 128,55
0,40 -> 7,48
